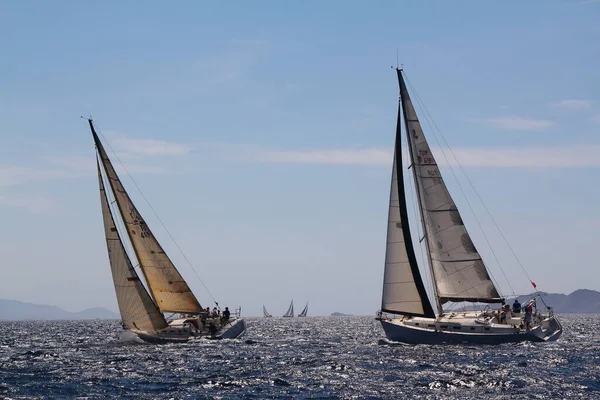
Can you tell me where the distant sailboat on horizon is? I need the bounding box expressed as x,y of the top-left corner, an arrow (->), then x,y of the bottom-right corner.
283,300 -> 294,318
263,305 -> 272,318
298,302 -> 308,317
376,69 -> 562,345
88,118 -> 246,343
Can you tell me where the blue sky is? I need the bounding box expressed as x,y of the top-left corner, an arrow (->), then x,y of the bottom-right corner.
1,1 -> 599,317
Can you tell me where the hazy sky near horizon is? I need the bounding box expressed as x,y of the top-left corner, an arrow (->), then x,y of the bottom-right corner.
1,1 -> 599,317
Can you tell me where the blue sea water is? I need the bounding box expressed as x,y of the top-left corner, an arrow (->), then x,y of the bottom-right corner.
0,315 -> 598,399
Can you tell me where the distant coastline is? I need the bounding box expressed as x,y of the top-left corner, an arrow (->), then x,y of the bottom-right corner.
2,289 -> 599,321
331,312 -> 353,317
0,299 -> 119,321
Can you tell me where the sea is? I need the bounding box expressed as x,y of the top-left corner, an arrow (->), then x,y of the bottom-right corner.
0,315 -> 598,399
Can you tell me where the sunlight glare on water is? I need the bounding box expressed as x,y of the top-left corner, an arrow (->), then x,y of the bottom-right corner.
0,315 -> 598,399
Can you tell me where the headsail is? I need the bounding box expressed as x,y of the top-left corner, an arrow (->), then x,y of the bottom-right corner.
97,161 -> 168,332
90,120 -> 203,314
263,305 -> 272,318
298,302 -> 308,317
397,70 -> 502,305
381,96 -> 436,318
283,300 -> 294,317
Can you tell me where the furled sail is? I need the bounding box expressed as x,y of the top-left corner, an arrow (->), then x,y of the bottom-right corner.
263,305 -> 272,318
381,96 -> 436,317
90,120 -> 202,313
298,302 -> 308,317
397,70 -> 502,304
283,300 -> 294,317
97,162 -> 168,332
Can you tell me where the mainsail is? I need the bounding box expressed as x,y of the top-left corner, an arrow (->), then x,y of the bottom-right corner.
283,300 -> 294,317
90,120 -> 203,314
298,302 -> 308,317
381,98 -> 436,318
263,305 -> 272,317
97,162 -> 168,332
397,70 -> 502,305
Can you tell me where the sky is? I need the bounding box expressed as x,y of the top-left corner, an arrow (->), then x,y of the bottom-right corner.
1,0 -> 599,317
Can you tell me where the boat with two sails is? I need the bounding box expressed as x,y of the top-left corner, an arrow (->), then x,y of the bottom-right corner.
377,69 -> 562,345
89,119 -> 246,343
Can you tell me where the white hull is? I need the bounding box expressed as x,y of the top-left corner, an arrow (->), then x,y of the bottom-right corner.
132,317 -> 246,344
378,311 -> 562,345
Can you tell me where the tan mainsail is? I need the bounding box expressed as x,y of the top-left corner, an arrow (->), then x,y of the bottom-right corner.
398,71 -> 501,305
91,121 -> 202,313
98,162 -> 168,332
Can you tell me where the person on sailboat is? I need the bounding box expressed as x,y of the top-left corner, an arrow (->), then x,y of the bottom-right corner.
512,299 -> 521,314
222,307 -> 230,323
524,306 -> 532,331
499,304 -> 512,324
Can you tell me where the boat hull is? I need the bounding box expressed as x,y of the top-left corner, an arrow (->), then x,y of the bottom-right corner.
379,314 -> 562,345
131,318 -> 246,344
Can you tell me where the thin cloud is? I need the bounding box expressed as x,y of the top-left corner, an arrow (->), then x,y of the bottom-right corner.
113,138 -> 191,156
550,99 -> 594,110
255,148 -> 391,166
470,117 -> 554,131
249,145 -> 600,168
0,193 -> 58,214
0,164 -> 76,187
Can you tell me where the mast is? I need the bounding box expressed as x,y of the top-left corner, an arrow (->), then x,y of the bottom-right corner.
89,119 -> 203,314
397,68 -> 442,315
397,70 -> 502,308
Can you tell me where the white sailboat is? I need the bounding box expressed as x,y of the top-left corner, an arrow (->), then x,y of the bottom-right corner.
282,300 -> 294,318
263,305 -> 273,318
376,69 -> 562,345
298,302 -> 308,317
89,118 -> 246,343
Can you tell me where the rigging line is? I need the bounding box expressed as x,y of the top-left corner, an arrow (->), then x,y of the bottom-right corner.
402,72 -> 515,298
93,122 -> 220,307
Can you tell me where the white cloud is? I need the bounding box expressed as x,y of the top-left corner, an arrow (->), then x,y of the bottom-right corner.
248,144 -> 600,168
45,156 -> 95,172
0,164 -> 75,187
471,117 -> 554,131
112,138 -> 191,156
254,148 -> 391,166
0,193 -> 58,214
550,99 -> 594,110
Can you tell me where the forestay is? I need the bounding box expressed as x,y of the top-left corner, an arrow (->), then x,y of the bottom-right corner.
398,71 -> 502,304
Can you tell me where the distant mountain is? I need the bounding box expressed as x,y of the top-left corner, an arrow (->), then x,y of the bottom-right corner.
510,289 -> 600,313
455,289 -> 600,313
0,299 -> 119,321
331,312 -> 353,316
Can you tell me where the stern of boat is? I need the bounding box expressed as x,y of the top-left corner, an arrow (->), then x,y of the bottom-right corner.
215,318 -> 246,339
528,314 -> 563,342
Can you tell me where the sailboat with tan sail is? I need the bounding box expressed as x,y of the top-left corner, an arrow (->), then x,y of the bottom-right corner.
88,118 -> 246,343
376,69 -> 562,345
